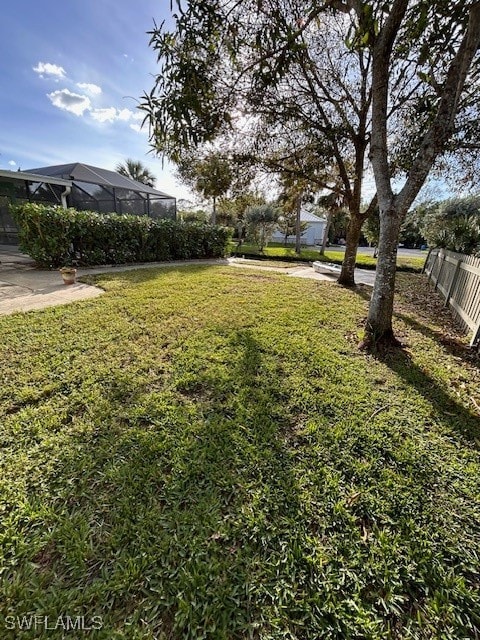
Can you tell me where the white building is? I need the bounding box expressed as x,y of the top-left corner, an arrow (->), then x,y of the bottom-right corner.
271,209 -> 327,246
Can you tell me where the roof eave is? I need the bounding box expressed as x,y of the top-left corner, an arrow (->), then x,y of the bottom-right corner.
0,169 -> 73,187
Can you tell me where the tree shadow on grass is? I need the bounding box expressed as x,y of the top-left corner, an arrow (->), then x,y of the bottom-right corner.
377,347 -> 480,446
348,283 -> 372,301
2,322 -> 480,638
0,328 -> 310,639
349,276 -> 478,367
395,312 -> 479,366
348,282 -> 479,443
392,274 -> 479,365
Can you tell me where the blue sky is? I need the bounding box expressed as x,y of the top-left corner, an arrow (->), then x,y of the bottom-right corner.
0,1 -> 455,208
0,0 -> 193,199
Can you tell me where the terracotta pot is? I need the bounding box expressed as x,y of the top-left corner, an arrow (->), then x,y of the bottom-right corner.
59,268 -> 77,285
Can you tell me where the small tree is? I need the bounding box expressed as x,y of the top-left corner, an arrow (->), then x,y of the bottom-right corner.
176,152 -> 233,224
277,191 -> 308,248
217,191 -> 266,237
277,209 -> 301,245
316,186 -> 350,256
115,159 -> 156,187
245,204 -> 279,251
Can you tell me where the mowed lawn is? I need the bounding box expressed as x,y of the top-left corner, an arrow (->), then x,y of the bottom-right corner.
229,243 -> 426,272
0,265 -> 479,639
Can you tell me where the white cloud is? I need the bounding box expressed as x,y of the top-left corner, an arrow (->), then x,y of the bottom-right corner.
77,82 -> 102,95
90,107 -> 118,123
45,84 -> 146,129
117,109 -> 144,122
33,62 -> 66,79
117,108 -> 134,121
91,107 -> 145,127
47,89 -> 91,116
8,160 -> 16,166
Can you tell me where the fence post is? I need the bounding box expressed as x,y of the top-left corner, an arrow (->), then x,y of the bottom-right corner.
470,320 -> 480,349
422,248 -> 432,274
426,249 -> 439,284
444,256 -> 462,308
434,250 -> 445,291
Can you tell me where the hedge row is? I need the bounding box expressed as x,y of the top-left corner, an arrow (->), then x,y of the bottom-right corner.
11,203 -> 230,268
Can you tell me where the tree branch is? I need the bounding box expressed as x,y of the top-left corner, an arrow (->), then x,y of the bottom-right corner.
398,2 -> 480,212
370,0 -> 410,204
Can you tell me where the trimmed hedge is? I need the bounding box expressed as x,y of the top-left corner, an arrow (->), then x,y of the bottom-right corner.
10,203 -> 230,268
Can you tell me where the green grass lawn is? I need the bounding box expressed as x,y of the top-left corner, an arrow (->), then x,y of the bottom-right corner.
230,242 -> 426,272
0,266 -> 479,639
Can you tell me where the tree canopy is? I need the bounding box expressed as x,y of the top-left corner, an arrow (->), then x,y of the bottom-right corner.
245,203 -> 279,251
176,152 -> 233,224
141,0 -> 480,347
141,0 -> 378,285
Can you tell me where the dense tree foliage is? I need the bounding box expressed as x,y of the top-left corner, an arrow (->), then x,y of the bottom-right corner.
421,196 -> 480,254
399,209 -> 427,249
217,191 -> 266,233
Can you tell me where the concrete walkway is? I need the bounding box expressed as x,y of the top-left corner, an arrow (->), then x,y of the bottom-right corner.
0,246 -> 371,316
0,252 -> 227,316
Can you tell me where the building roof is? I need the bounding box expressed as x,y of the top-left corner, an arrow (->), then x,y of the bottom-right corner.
0,168 -> 72,187
300,208 -> 326,223
25,162 -> 173,199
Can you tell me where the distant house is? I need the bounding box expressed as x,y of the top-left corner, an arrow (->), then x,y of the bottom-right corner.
0,162 -> 176,244
271,209 -> 327,246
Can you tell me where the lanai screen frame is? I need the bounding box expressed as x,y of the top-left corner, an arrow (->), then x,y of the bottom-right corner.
24,163 -> 177,220
0,170 -> 73,243
68,181 -> 176,219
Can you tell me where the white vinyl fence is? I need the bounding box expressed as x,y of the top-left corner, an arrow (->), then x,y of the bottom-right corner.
424,248 -> 480,347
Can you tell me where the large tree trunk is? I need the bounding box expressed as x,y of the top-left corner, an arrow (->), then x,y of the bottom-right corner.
364,2 -> 480,351
363,204 -> 403,348
338,214 -> 363,287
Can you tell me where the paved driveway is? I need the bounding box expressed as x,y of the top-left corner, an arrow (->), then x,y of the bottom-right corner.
311,261 -> 376,286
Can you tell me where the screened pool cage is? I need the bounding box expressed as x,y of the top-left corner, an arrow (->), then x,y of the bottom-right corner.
0,162 -> 176,244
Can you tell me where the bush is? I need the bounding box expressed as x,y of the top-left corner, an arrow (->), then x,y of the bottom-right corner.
10,203 -> 230,268
245,204 -> 279,251
421,196 -> 480,255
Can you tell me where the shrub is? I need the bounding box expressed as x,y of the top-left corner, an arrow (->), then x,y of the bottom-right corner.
245,204 -> 279,251
10,203 -> 230,268
421,196 -> 480,255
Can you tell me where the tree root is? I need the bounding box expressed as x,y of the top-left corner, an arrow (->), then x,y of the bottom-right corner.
359,328 -> 403,354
